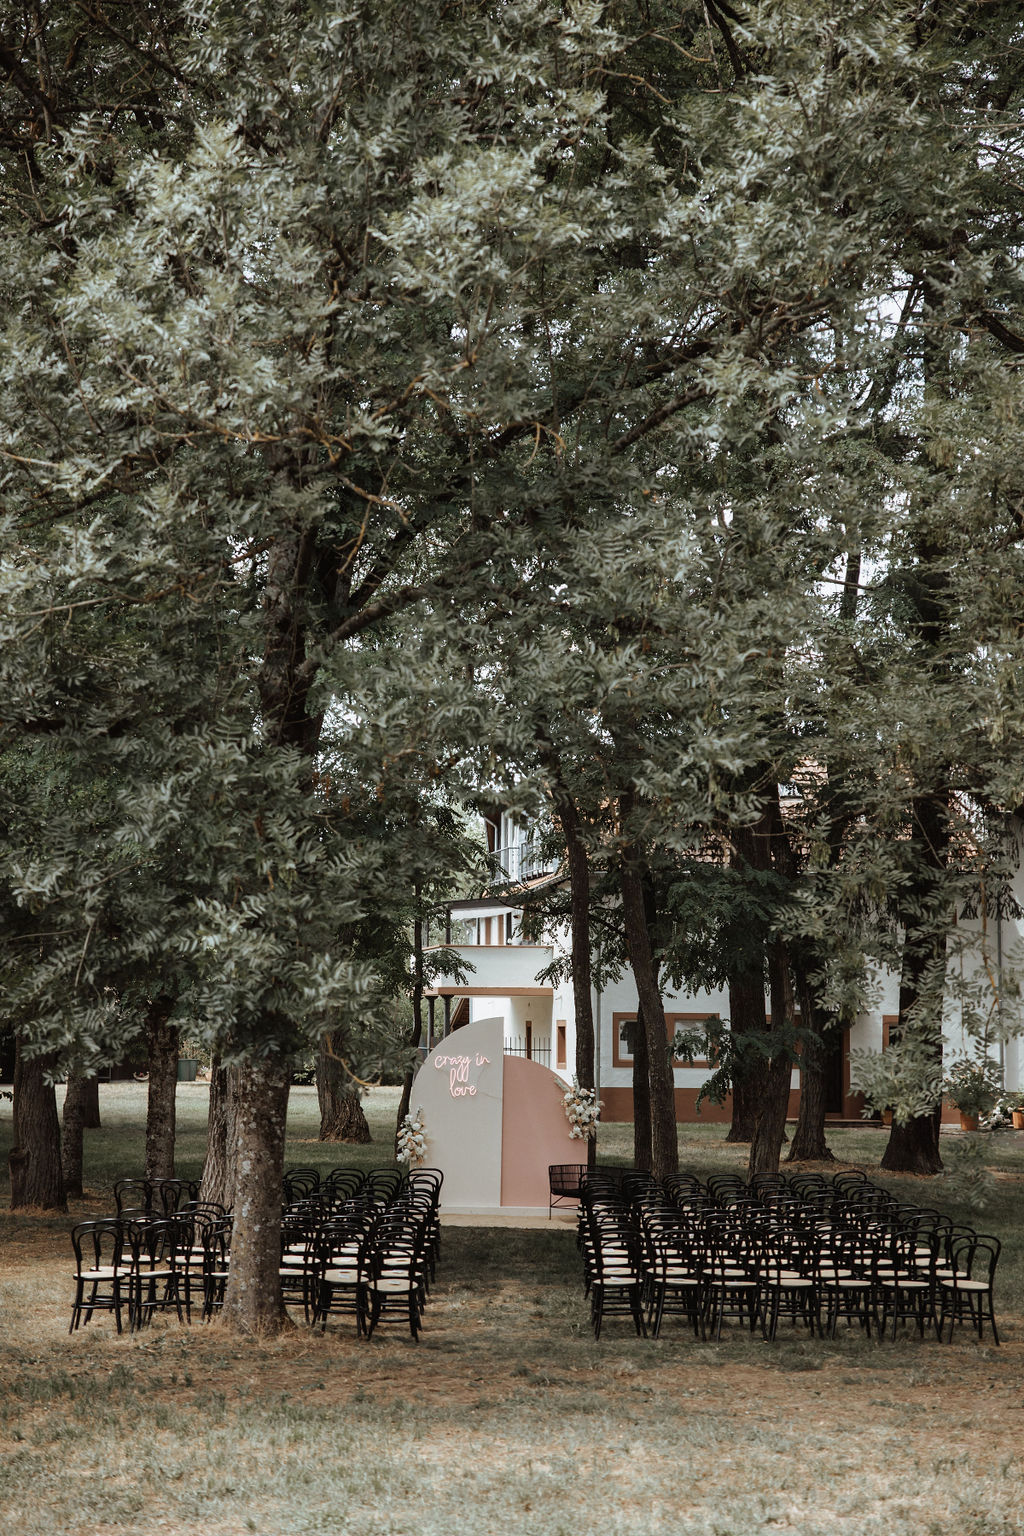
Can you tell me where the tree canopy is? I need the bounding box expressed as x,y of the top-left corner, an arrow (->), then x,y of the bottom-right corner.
3,0 -> 1024,1314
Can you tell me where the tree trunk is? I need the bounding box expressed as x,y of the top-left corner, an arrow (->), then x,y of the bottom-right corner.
786,976 -> 836,1164
725,970 -> 763,1142
145,996 -> 178,1182
61,1074 -> 88,1198
199,1056 -> 236,1209
881,1109 -> 942,1174
748,940 -> 797,1177
725,813 -> 774,1143
80,1075 -> 101,1129
620,849 -> 678,1181
317,1029 -> 371,1142
9,1040 -> 66,1211
631,1005 -> 652,1172
881,791 -> 949,1175
537,747 -> 599,1171
557,794 -> 597,1170
395,904 -> 426,1149
786,1025 -> 835,1163
222,1055 -> 291,1334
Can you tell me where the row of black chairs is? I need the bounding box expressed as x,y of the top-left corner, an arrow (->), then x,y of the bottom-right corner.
73,1163 -> 440,1338
578,1167 -> 1001,1345
70,1202 -> 231,1334
279,1166 -> 443,1340
113,1177 -> 202,1217
282,1165 -> 405,1207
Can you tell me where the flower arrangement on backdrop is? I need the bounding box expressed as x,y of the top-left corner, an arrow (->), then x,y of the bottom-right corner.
396,1106 -> 427,1166
562,1079 -> 602,1140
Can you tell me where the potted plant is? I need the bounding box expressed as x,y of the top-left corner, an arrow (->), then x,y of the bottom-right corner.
941,1056 -> 1001,1131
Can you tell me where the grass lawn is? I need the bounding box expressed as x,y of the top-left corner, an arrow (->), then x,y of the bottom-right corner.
1,1084 -> 1023,1535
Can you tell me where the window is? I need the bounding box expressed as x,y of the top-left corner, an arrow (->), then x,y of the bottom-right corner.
612,1012 -> 721,1069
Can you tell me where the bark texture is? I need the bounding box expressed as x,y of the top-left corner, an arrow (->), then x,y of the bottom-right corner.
881,791 -> 949,1175
222,1056 -> 291,1334
199,1057 -> 236,1209
80,1076 -> 101,1129
9,1041 -> 66,1211
61,1074 -> 88,1197
395,906 -> 426,1148
726,812 -> 773,1144
748,940 -> 797,1177
318,1029 -> 371,1142
144,997 -> 179,1181
620,851 -> 678,1181
631,1004 -> 653,1172
786,981 -> 836,1164
725,970 -> 763,1142
881,1110 -> 942,1174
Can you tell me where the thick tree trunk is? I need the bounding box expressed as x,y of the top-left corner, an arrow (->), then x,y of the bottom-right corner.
786,977 -> 836,1164
620,851 -> 678,1181
199,1057 -> 236,1209
10,1041 -> 66,1211
320,1084 -> 371,1142
145,997 -> 179,1182
222,1056 -> 291,1334
80,1076 -> 101,1129
61,1074 -> 88,1197
748,941 -> 797,1177
725,971 -> 763,1143
317,1029 -> 371,1142
881,1109 -> 942,1174
786,1036 -> 834,1163
632,1005 -> 652,1172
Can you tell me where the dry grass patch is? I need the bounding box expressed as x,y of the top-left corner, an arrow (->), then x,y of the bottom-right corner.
2,1213 -> 1024,1536
2,1085 -> 1024,1534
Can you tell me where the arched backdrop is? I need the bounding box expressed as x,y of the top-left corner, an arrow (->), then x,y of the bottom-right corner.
411,1017 -> 579,1212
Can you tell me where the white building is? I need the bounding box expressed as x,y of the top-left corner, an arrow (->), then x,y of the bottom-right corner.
424,808 -> 1024,1125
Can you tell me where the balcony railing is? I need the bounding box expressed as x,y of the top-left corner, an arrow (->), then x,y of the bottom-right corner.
504,1037 -> 551,1066
494,841 -> 554,883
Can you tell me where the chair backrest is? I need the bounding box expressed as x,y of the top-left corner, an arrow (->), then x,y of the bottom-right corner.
150,1179 -> 188,1216
114,1179 -> 152,1215
283,1168 -> 320,1201
202,1218 -> 232,1268
179,1200 -> 228,1219
71,1219 -> 125,1273
951,1233 -> 1000,1281
364,1169 -> 405,1205
324,1168 -> 365,1197
409,1167 -> 444,1192
706,1174 -> 747,1207
548,1164 -> 586,1198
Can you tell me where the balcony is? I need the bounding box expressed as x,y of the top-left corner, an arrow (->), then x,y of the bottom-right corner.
425,943 -> 554,995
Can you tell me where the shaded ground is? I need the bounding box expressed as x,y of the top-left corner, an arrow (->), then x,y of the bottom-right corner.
2,1085 -> 1023,1534
1,1212 -> 1022,1536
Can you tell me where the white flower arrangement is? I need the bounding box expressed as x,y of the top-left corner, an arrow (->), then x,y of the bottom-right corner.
396,1106 -> 428,1167
562,1079 -> 602,1140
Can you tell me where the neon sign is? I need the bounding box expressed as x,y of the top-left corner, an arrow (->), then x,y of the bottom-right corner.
433,1052 -> 491,1098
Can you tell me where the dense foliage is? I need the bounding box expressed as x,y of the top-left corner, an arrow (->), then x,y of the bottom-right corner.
3,0 -> 1024,1303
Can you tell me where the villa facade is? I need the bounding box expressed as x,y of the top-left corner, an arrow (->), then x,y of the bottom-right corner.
423,809 -> 1024,1124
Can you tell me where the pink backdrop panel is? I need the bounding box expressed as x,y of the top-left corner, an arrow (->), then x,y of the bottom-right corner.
500,1056 -> 580,1208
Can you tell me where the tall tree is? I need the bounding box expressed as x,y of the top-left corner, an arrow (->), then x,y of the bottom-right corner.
5,0 -> 1024,1311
